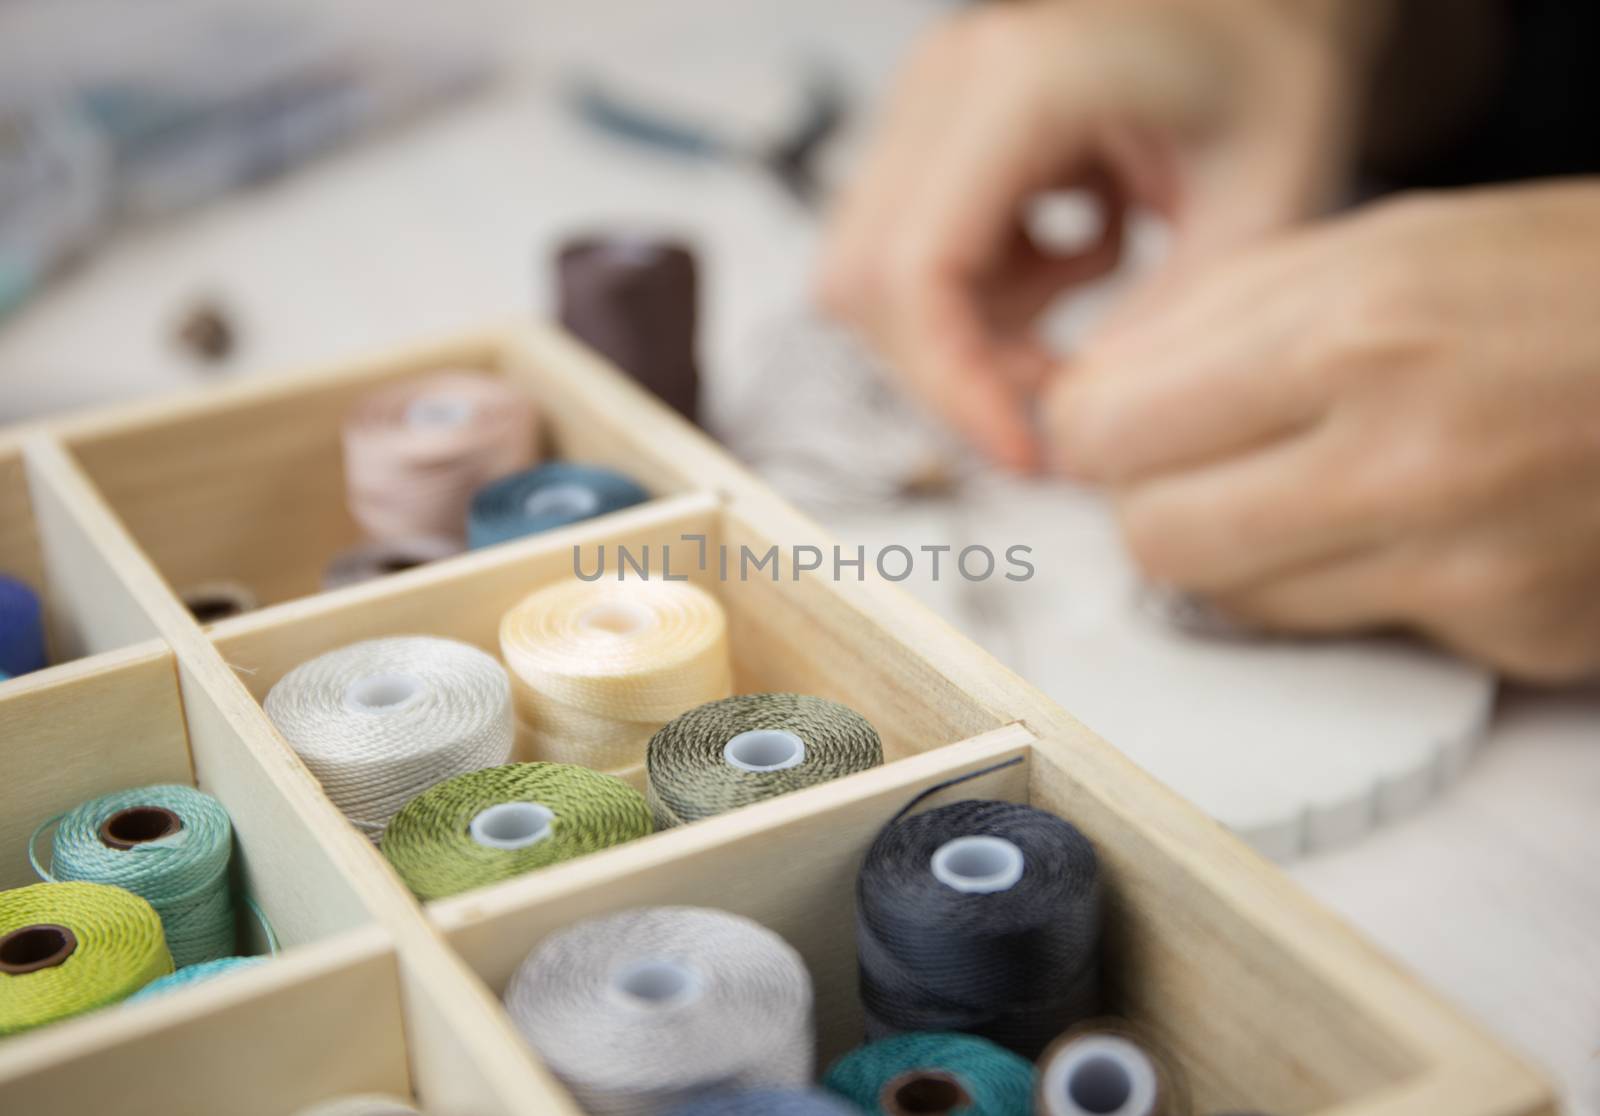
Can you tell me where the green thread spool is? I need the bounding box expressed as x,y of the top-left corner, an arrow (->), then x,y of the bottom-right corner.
382,763 -> 654,900
647,693 -> 883,827
36,784 -> 236,967
0,882 -> 172,1035
825,1032 -> 1034,1116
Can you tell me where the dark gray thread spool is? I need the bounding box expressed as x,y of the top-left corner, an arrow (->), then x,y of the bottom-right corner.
856,799 -> 1103,1059
556,235 -> 700,423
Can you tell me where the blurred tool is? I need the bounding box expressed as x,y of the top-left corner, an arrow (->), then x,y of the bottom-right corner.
567,66 -> 847,209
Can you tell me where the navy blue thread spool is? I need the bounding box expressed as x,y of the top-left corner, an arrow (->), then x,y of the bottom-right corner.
467,463 -> 649,549
856,799 -> 1103,1060
0,575 -> 47,677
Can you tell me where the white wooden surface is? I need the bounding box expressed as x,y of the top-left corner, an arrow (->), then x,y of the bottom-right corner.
0,2 -> 1592,1112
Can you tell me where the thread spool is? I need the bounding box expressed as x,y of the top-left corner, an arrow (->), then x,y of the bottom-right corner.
500,578 -> 732,780
38,784 -> 237,968
127,955 -> 268,1001
647,693 -> 882,828
264,636 -> 515,841
667,1089 -> 864,1116
0,881 -> 172,1034
557,235 -> 700,422
1036,1025 -> 1192,1116
382,762 -> 654,900
322,536 -> 464,591
0,574 -> 47,676
856,799 -> 1102,1059
505,906 -> 812,1116
292,1097 -> 422,1116
468,463 -> 650,549
343,370 -> 539,543
179,580 -> 258,624
824,1033 -> 1034,1116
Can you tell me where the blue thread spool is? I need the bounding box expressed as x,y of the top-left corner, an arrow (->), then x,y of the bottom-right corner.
467,463 -> 649,549
127,955 -> 267,1001
0,575 -> 47,676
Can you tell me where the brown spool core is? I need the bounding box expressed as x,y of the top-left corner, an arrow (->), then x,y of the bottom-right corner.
377,557 -> 422,575
98,806 -> 184,850
185,594 -> 247,623
0,923 -> 78,974
880,1070 -> 973,1116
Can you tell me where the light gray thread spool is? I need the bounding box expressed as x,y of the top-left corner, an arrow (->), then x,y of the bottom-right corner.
264,636 -> 514,842
504,906 -> 813,1116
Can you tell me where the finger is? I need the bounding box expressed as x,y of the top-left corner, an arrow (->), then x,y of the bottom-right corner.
1112,425 -> 1382,592
1207,548 -> 1413,635
1047,235 -> 1332,482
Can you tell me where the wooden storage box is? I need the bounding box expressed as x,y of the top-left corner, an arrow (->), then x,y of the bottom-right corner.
0,324 -> 1554,1116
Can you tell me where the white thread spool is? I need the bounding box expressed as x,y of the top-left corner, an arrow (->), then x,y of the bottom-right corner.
469,802 -> 555,850
723,730 -> 806,772
524,482 -> 602,520
500,579 -> 732,779
930,835 -> 1026,894
264,636 -> 515,842
505,906 -> 812,1116
1038,1034 -> 1161,1116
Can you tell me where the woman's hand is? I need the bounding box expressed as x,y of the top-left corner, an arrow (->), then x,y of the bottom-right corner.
817,0 -> 1382,469
1048,182 -> 1600,682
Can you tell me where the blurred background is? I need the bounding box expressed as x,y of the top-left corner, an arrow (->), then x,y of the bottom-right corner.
1,2 -> 1594,1111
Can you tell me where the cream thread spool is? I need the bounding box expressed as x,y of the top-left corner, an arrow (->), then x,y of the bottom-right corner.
264,636 -> 515,842
292,1096 -> 422,1116
499,578 -> 732,783
504,906 -> 813,1116
343,371 -> 539,543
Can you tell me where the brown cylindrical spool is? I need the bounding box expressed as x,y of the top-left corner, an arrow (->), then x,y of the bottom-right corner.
0,923 -> 78,974
181,580 -> 258,624
98,806 -> 184,850
556,235 -> 701,424
1036,1019 -> 1192,1116
879,1069 -> 973,1116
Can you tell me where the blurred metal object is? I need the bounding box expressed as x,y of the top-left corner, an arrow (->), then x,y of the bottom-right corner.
567,66 -> 848,209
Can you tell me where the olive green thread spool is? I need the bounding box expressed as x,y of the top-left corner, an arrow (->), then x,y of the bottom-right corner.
646,693 -> 883,827
0,882 -> 172,1035
382,763 -> 654,900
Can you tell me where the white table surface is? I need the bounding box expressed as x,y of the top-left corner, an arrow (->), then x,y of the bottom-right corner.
0,2 -> 1593,1111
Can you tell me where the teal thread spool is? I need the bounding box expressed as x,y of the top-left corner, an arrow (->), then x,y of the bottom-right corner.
127,955 -> 268,1001
35,784 -> 237,968
825,1033 -> 1034,1116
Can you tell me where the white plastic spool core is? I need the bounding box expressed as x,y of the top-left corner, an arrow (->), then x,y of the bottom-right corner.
578,601 -> 653,637
1040,1035 -> 1158,1116
930,835 -> 1025,894
405,393 -> 475,429
524,482 -> 601,520
723,730 -> 806,772
468,802 -> 555,850
343,672 -> 425,714
611,958 -> 702,1009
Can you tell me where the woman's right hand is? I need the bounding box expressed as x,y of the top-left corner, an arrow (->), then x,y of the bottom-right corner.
817,0 -> 1388,470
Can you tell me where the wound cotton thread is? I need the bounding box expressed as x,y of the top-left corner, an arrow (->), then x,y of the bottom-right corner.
500,578 -> 732,782
343,370 -> 539,544
824,1033 -> 1034,1116
264,636 -> 515,842
468,463 -> 650,549
322,535 -> 464,591
37,784 -> 237,968
648,693 -> 883,828
505,906 -> 813,1116
1035,1024 -> 1192,1116
382,762 -> 653,901
856,800 -> 1103,1059
0,881 -> 172,1034
667,1088 -> 863,1116
0,574 -> 47,676
127,955 -> 268,1001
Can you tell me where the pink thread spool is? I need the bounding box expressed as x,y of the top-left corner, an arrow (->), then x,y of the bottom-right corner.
343,372 -> 539,543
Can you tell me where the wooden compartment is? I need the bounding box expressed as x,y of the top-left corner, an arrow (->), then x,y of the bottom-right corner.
0,323 -> 1557,1116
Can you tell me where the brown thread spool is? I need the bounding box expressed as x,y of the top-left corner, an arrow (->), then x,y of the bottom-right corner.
0,923 -> 78,974
556,235 -> 701,423
98,806 -> 184,851
1036,1021 -> 1192,1116
181,580 -> 258,624
879,1069 -> 973,1116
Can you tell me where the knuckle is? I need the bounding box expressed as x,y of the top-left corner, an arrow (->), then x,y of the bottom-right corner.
1117,495 -> 1192,585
